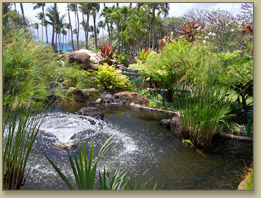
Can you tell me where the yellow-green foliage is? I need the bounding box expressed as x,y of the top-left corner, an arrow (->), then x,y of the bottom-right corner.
96,64 -> 131,90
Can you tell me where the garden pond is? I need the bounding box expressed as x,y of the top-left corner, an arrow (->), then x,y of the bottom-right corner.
22,103 -> 253,190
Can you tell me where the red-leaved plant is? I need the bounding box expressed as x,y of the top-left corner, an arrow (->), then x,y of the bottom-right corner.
98,44 -> 118,66
242,23 -> 253,35
181,21 -> 204,42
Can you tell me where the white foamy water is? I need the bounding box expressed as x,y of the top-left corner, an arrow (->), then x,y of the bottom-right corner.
40,112 -> 101,143
39,111 -> 139,156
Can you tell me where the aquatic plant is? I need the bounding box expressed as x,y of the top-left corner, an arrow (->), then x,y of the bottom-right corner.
176,86 -> 232,148
3,106 -> 48,190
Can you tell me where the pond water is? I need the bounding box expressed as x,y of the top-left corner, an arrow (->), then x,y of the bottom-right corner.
22,103 -> 253,190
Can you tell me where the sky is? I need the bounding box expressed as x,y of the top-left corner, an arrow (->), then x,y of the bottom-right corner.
12,2 -> 244,43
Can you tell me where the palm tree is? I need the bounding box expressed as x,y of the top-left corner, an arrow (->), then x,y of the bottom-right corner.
13,3 -> 17,12
51,3 -> 57,51
101,6 -> 115,44
67,4 -> 74,51
46,5 -> 66,52
35,12 -> 44,41
33,3 -> 48,43
147,3 -> 169,49
61,29 -> 67,51
79,3 -> 91,49
33,23 -> 39,38
69,3 -> 80,50
20,3 -> 25,26
90,3 -> 100,50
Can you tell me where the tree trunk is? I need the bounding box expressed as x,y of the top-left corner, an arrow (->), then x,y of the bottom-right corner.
41,18 -> 44,42
166,88 -> 173,103
82,13 -> 88,49
20,3 -> 25,26
152,9 -> 156,49
52,3 -> 57,52
76,4 -> 80,50
107,22 -> 111,44
86,14 -> 90,49
43,5 -> 48,44
94,13 -> 98,50
67,3 -> 74,51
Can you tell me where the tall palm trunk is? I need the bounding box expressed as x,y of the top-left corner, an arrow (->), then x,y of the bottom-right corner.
67,3 -> 74,51
93,12 -> 98,49
52,3 -> 57,52
41,17 -> 44,42
107,22 -> 111,44
82,13 -> 88,49
76,5 -> 80,50
86,14 -> 90,49
42,5 -> 48,44
151,9 -> 156,49
20,3 -> 25,26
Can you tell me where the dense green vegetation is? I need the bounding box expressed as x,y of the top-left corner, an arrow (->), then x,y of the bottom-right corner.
3,2 -> 253,190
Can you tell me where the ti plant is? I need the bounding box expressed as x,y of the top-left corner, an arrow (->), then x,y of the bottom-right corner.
98,44 -> 118,66
181,21 -> 204,42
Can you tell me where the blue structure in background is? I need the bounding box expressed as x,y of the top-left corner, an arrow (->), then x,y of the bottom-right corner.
35,40 -> 74,52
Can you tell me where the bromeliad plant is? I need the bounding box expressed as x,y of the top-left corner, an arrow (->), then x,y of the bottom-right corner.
3,106 -> 48,190
98,44 -> 118,66
45,134 -> 157,190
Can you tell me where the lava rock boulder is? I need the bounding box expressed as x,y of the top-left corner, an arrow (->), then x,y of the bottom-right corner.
113,91 -> 149,106
77,107 -> 104,120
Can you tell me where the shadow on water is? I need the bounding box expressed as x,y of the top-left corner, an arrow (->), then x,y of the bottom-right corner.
21,103 -> 253,190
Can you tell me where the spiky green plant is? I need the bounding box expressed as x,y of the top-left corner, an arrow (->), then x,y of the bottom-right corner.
176,86 -> 232,148
123,176 -> 157,190
44,134 -> 116,190
98,162 -> 127,190
3,106 -> 48,190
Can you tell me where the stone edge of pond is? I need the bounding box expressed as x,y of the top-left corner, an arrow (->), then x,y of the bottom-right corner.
214,132 -> 253,143
129,103 -> 180,116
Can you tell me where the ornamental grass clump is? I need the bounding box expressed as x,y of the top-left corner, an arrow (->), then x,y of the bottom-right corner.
3,106 -> 48,190
176,86 -> 232,148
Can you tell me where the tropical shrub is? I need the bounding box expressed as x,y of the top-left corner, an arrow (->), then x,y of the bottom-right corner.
135,48 -> 154,64
3,106 -> 48,190
215,52 -> 253,112
98,44 -> 118,66
116,53 -> 129,67
96,64 -> 131,90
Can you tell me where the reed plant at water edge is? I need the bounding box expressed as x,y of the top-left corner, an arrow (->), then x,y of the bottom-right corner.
3,106 -> 48,190
176,86 -> 232,148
